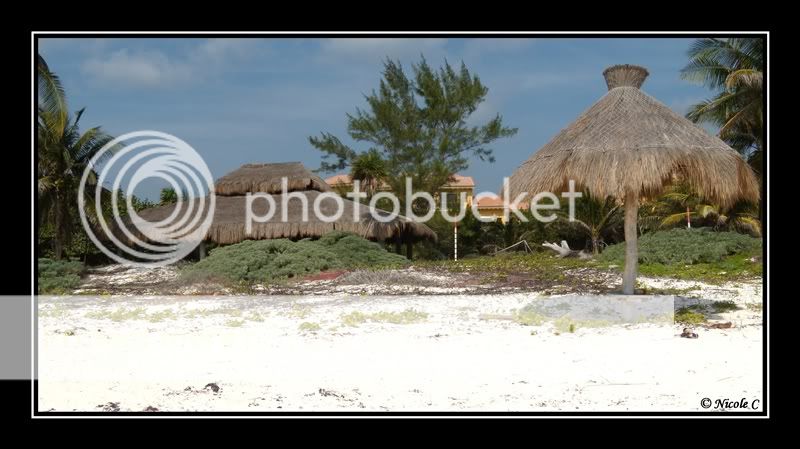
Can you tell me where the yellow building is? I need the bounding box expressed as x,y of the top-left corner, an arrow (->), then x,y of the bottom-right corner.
475,194 -> 529,224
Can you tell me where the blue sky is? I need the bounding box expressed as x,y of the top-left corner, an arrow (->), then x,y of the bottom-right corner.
38,36 -> 714,201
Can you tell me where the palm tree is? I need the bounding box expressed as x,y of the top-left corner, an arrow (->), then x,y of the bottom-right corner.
350,149 -> 387,198
556,191 -> 623,255
649,183 -> 706,230
642,184 -> 761,237
681,38 -> 764,173
37,54 -> 117,259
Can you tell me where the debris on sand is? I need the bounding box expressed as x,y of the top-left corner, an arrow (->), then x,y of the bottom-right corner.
97,402 -> 120,412
706,322 -> 733,329
204,383 -> 220,393
143,406 -> 159,412
680,328 -> 699,339
317,388 -> 343,398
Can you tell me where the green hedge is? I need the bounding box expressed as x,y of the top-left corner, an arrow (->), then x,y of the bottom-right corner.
182,232 -> 409,284
599,228 -> 762,265
38,258 -> 84,294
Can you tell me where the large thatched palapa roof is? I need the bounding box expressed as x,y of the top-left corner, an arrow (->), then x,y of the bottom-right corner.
125,162 -> 435,245
506,65 -> 759,207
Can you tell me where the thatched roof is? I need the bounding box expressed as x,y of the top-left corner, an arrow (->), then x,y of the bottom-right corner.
121,190 -> 436,245
506,65 -> 760,207
215,162 -> 332,196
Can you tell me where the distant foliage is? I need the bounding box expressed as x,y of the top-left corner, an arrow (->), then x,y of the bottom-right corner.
38,258 -> 84,294
599,228 -> 761,265
182,232 -> 409,284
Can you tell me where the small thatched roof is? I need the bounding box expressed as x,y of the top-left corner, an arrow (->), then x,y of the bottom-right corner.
120,191 -> 436,245
215,162 -> 332,196
506,65 -> 760,207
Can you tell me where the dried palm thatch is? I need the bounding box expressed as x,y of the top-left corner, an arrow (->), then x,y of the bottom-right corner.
215,162 -> 332,196
119,190 -> 436,245
506,65 -> 760,294
505,65 -> 759,208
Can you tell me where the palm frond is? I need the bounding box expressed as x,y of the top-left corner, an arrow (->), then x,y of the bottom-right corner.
726,69 -> 763,91
37,54 -> 68,136
661,212 -> 693,228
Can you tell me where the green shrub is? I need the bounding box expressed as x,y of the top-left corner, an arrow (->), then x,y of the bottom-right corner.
675,307 -> 707,325
37,258 -> 84,295
314,232 -> 411,267
599,228 -> 761,266
181,232 -> 409,284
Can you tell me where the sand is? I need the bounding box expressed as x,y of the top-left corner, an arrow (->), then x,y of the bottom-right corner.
36,277 -> 764,413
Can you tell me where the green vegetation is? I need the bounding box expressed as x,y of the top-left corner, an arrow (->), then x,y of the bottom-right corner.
746,303 -> 762,312
418,251 -> 590,282
415,228 -> 762,285
341,309 -> 428,327
86,307 -> 147,322
182,232 -> 409,285
247,312 -> 265,322
311,56 -> 516,215
37,54 -> 119,260
37,258 -> 84,294
287,304 -> 312,319
606,234 -> 762,282
298,322 -> 322,332
675,307 -> 707,325
38,304 -> 70,318
513,310 -> 547,326
600,228 -> 761,266
681,38 -> 763,173
84,306 -> 266,324
147,309 -> 177,322
633,252 -> 761,283
555,190 -> 622,255
184,307 -> 242,319
639,183 -> 761,237
637,284 -> 703,297
37,55 -> 162,264
712,300 -> 739,313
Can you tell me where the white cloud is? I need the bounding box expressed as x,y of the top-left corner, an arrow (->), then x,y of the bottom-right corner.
191,38 -> 261,64
81,39 -> 263,88
83,49 -> 192,87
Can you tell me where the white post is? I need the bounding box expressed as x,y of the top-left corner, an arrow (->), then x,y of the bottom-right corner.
454,222 -> 458,261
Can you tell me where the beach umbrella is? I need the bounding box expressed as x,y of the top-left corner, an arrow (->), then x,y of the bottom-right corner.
506,65 -> 760,294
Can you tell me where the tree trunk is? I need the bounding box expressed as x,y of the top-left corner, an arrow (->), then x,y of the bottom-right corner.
198,241 -> 207,260
406,241 -> 413,260
622,191 -> 639,295
53,197 -> 64,260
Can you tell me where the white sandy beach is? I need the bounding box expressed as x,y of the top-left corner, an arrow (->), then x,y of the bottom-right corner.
37,276 -> 764,413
